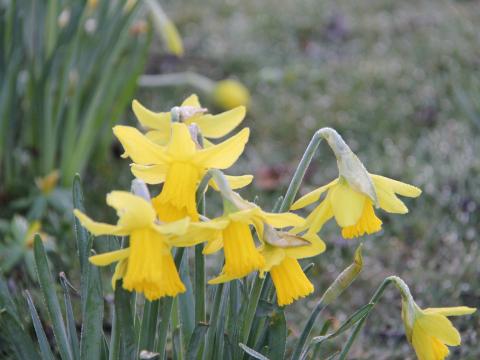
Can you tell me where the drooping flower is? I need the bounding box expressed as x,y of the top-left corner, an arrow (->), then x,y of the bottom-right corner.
73,191 -> 190,301
132,94 -> 246,146
175,192 -> 306,284
259,231 -> 325,306
291,128 -> 421,238
113,123 -> 250,222
212,79 -> 250,110
397,282 -> 476,359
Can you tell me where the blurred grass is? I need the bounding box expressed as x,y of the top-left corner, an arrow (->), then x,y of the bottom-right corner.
130,0 -> 479,357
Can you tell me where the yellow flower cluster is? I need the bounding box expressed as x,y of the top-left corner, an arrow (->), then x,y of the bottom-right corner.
73,94 -> 475,359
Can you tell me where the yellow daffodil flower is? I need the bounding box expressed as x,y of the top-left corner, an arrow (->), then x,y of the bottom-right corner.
113,123 -> 250,222
402,301 -> 476,359
73,191 -> 191,301
176,194 -> 305,284
35,170 -> 60,195
132,94 -> 246,146
212,79 -> 250,110
292,175 -> 421,238
260,232 -> 325,306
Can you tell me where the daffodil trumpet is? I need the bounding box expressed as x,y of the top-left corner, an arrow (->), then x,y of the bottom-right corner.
292,128 -> 422,238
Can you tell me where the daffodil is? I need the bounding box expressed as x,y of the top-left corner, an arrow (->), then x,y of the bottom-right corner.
292,175 -> 421,238
132,94 -> 246,146
259,232 -> 325,306
113,123 -> 250,222
291,128 -> 421,238
401,298 -> 476,359
176,193 -> 306,284
212,79 -> 250,110
73,191 -> 191,301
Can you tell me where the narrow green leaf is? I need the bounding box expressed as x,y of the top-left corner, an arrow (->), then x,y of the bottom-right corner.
266,311 -> 286,360
33,235 -> 73,360
59,274 -> 80,360
178,253 -> 195,350
203,284 -> 224,360
1,311 -> 40,359
238,343 -> 270,360
114,283 -> 136,359
0,276 -> 20,323
109,307 -> 120,360
138,300 -> 160,352
186,323 -> 208,360
24,290 -> 55,360
72,174 -> 89,273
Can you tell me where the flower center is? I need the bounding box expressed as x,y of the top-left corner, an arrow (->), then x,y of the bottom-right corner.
122,228 -> 185,300
153,162 -> 201,222
270,257 -> 314,306
341,200 -> 382,239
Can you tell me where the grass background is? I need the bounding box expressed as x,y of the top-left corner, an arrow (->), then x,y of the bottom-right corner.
130,0 -> 480,358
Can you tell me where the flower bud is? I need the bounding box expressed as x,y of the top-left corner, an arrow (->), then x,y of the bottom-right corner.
212,79 -> 250,110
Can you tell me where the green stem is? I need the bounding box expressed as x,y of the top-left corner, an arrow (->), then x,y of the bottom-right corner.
138,300 -> 160,352
240,277 -> 265,347
337,277 -> 394,360
156,248 -> 185,359
278,129 -> 325,212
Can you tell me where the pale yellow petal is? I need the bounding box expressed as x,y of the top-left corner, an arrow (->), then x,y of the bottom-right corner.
154,217 -> 190,236
261,245 -> 286,272
292,200 -> 333,234
73,209 -> 128,236
181,94 -> 201,107
371,174 -> 422,198
113,125 -> 169,165
145,130 -> 171,145
284,233 -> 326,259
111,259 -> 128,289
208,272 -> 239,285
131,164 -> 167,184
203,236 -> 224,254
194,128 -> 250,169
260,211 -> 305,228
132,99 -> 171,131
417,313 -> 461,346
291,179 -> 338,210
192,106 -> 246,139
209,174 -> 253,191
376,186 -> 408,214
106,191 -> 156,230
424,306 -> 476,317
89,248 -> 130,266
167,123 -> 197,159
329,183 -> 366,227
227,208 -> 257,223
412,325 -> 436,360
170,220 -> 227,248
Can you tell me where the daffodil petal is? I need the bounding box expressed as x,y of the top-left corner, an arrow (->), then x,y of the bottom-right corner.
371,174 -> 422,198
284,233 -> 326,259
228,208 -> 257,223
111,259 -> 128,289
376,186 -> 408,214
412,325 -> 435,360
181,94 -> 201,107
131,164 -> 167,184
192,106 -> 246,139
146,130 -> 171,145
74,209 -> 128,236
329,183 -> 366,227
132,99 -> 171,131
424,307 -> 476,317
202,236 -> 224,254
170,220 -> 227,248
154,217 -> 190,235
417,313 -> 461,346
208,272 -> 239,285
113,125 -> 169,165
209,174 -> 253,191
291,179 -> 338,210
106,191 -> 156,229
89,248 -> 130,266
195,128 -> 250,169
261,245 -> 286,272
167,123 -> 197,158
260,211 -> 305,228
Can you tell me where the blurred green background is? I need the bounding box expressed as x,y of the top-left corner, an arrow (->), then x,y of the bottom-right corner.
1,0 -> 479,358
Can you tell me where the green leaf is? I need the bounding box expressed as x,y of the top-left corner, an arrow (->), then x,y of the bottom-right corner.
138,300 -> 159,352
178,253 -> 195,350
266,311 -> 286,360
186,323 -> 208,360
114,283 -> 136,360
59,274 -> 80,360
203,283 -> 224,360
1,311 -> 40,359
33,235 -> 73,360
25,290 -> 55,360
72,174 -> 89,274
238,343 -> 270,360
